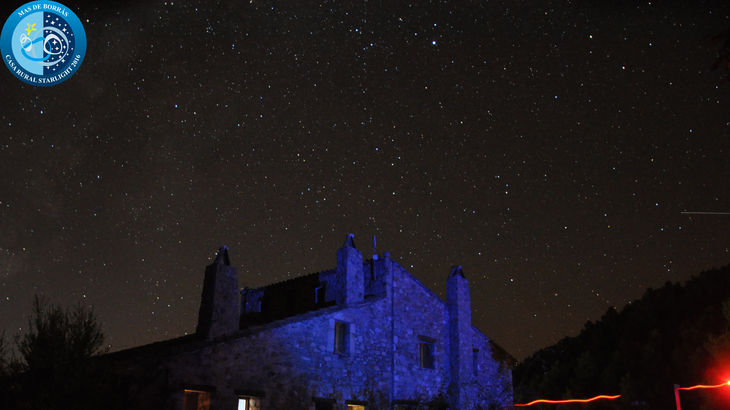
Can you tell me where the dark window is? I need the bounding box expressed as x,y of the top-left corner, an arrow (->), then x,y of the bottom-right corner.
313,398 -> 335,410
419,337 -> 435,369
393,400 -> 419,410
473,348 -> 479,376
334,321 -> 349,354
183,389 -> 210,410
315,285 -> 325,304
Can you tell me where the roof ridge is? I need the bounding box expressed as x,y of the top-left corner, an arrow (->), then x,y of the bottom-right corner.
244,268 -> 336,291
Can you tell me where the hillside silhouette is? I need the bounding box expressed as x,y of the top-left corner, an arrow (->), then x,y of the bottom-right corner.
515,264 -> 730,409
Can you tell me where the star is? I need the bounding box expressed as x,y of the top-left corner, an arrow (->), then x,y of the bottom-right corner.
0,0 -> 728,366
24,23 -> 37,36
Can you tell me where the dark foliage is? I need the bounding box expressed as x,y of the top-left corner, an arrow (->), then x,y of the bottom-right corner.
0,332 -> 10,404
2,295 -> 126,410
514,265 -> 730,409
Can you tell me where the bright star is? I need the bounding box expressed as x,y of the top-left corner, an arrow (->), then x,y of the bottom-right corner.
24,23 -> 37,36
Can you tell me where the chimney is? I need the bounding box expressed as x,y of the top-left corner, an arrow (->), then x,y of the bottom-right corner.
336,233 -> 364,305
196,246 -> 240,339
447,265 -> 472,408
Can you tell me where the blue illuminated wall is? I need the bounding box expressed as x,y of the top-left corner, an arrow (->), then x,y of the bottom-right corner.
108,236 -> 513,409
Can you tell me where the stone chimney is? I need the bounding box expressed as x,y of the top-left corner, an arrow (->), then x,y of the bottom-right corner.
196,246 -> 240,339
447,265 -> 472,409
336,233 -> 364,305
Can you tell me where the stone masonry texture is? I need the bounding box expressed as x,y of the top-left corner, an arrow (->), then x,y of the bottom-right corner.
107,235 -> 513,409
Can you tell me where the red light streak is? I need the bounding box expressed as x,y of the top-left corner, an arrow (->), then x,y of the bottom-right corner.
678,381 -> 730,391
514,394 -> 621,407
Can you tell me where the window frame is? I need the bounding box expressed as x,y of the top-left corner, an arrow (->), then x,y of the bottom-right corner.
237,395 -> 262,410
334,320 -> 349,355
346,399 -> 368,410
313,397 -> 336,410
418,335 -> 435,369
182,388 -> 212,410
472,348 -> 479,376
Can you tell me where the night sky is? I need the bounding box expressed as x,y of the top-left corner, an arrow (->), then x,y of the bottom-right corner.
1,0 -> 729,361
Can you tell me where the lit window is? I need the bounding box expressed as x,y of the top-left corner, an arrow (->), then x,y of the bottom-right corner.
183,389 -> 210,410
334,321 -> 349,354
419,337 -> 435,369
347,404 -> 366,410
237,396 -> 261,410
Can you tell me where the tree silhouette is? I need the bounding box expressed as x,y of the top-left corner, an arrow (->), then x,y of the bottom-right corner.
6,295 -> 122,410
514,265 -> 730,409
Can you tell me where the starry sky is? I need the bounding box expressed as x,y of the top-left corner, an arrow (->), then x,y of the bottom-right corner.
1,0 -> 729,361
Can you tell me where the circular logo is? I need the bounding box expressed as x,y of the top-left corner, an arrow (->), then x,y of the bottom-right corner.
1,1 -> 86,86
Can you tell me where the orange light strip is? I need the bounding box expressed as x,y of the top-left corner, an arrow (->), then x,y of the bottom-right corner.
514,394 -> 621,407
678,381 -> 730,391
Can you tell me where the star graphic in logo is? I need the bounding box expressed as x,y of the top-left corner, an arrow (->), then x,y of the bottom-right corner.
24,22 -> 36,35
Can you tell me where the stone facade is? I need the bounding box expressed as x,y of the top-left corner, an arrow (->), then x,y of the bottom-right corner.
109,235 -> 513,409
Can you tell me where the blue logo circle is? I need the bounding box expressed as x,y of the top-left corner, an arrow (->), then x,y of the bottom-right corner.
1,1 -> 86,86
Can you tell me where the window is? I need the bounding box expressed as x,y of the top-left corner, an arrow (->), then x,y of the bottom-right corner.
334,321 -> 349,354
393,400 -> 419,410
315,285 -> 325,304
183,389 -> 210,410
237,396 -> 261,410
473,348 -> 479,376
346,400 -> 367,410
313,397 -> 335,410
419,336 -> 435,369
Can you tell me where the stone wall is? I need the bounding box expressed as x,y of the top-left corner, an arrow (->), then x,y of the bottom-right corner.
114,247 -> 512,409
156,298 -> 394,409
390,261 -> 449,402
462,326 -> 514,409
196,248 -> 240,340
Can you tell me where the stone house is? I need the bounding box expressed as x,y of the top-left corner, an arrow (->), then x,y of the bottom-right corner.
109,234 -> 513,409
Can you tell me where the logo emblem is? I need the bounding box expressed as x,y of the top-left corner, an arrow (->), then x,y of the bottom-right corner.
1,1 -> 86,86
